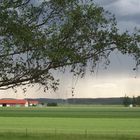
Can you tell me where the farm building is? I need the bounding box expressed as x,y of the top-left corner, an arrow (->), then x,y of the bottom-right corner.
0,99 -> 39,107
28,100 -> 39,106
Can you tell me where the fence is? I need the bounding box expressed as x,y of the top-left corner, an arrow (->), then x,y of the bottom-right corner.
0,128 -> 139,137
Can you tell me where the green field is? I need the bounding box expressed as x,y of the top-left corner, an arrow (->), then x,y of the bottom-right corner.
0,106 -> 140,140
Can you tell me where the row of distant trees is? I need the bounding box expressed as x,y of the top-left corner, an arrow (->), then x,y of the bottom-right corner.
123,96 -> 140,107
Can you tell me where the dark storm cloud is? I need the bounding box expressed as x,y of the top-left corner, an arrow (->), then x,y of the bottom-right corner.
94,0 -> 140,30
92,0 -> 140,75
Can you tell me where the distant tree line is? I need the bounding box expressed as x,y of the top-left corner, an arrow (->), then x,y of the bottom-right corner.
47,102 -> 58,107
123,95 -> 140,107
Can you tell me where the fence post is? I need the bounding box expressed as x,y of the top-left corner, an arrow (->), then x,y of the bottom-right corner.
25,128 -> 28,137
54,128 -> 57,136
85,129 -> 88,138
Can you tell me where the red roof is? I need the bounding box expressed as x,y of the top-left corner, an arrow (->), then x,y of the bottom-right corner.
0,99 -> 26,104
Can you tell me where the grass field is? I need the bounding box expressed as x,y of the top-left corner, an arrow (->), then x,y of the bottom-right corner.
0,106 -> 140,140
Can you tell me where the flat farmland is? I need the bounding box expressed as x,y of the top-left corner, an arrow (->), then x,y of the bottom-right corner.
0,106 -> 140,140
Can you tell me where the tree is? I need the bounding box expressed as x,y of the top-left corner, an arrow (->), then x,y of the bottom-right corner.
123,95 -> 131,107
132,96 -> 137,107
136,96 -> 140,106
0,0 -> 140,91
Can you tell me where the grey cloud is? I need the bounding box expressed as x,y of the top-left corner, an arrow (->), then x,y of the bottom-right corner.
117,14 -> 140,24
94,0 -> 119,6
94,0 -> 140,31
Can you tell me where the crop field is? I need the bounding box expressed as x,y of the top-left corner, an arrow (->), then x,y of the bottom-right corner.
0,106 -> 140,140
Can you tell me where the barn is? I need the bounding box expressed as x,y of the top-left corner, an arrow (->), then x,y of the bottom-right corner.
0,99 -> 27,107
0,99 -> 39,107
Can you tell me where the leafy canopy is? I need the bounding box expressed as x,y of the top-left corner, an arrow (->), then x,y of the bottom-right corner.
0,0 -> 140,91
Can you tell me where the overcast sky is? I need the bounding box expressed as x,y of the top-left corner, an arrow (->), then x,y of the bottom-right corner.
1,0 -> 140,99
95,0 -> 140,31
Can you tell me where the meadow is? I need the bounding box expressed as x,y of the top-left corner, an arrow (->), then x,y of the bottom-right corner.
0,106 -> 140,140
